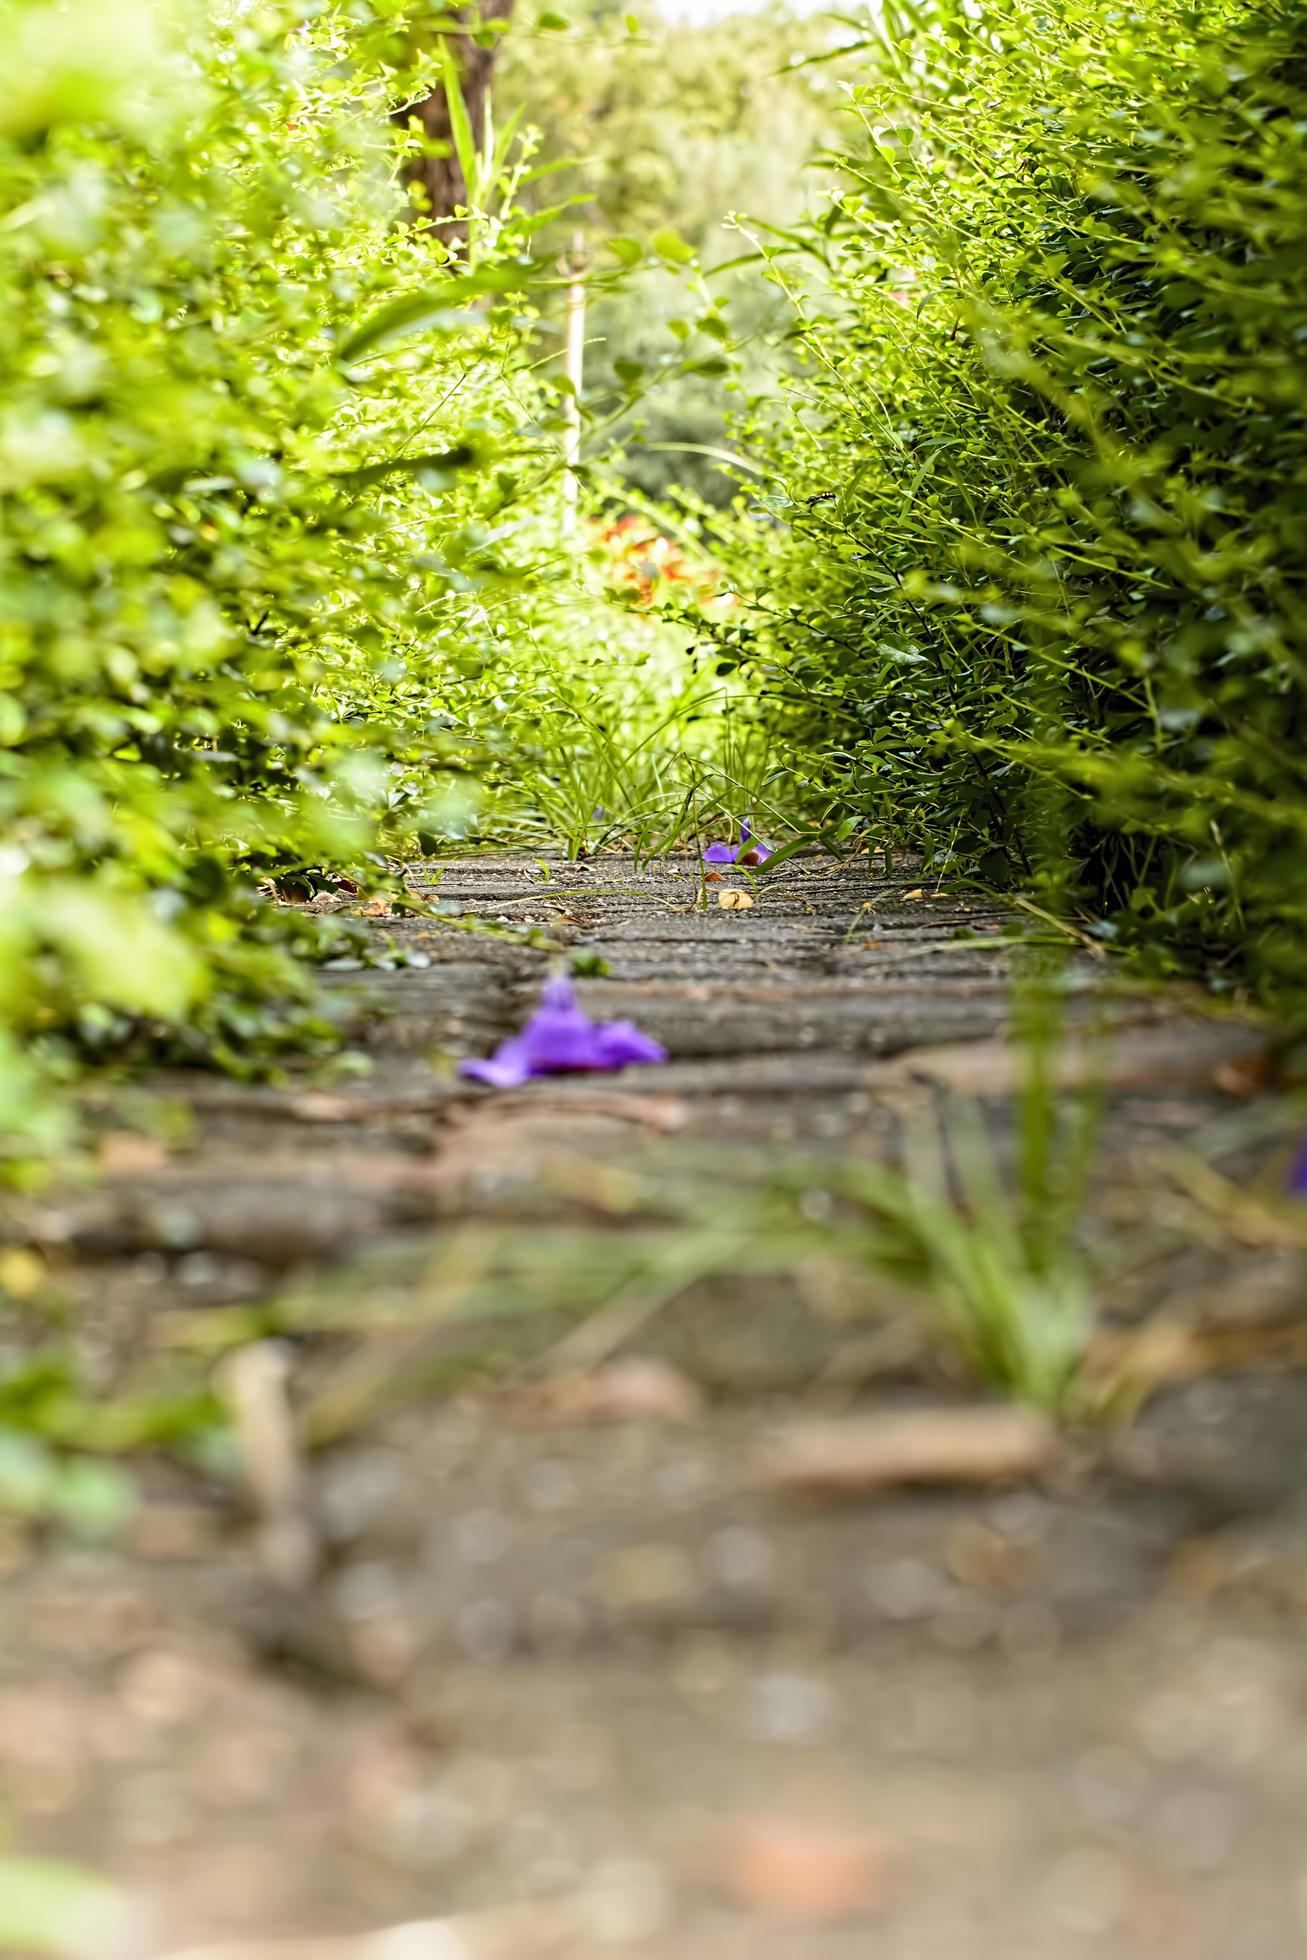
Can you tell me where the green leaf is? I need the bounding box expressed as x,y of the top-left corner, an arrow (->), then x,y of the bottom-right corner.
757,833 -> 817,874
651,228 -> 694,264
51,1458 -> 138,1537
333,445 -> 478,488
0,1428 -> 58,1517
608,235 -> 643,268
0,1859 -> 130,1957
439,40 -> 478,203
339,268 -> 532,360
43,886 -> 204,1019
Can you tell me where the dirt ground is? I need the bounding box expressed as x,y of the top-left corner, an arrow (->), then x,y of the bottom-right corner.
4,853 -> 1306,1960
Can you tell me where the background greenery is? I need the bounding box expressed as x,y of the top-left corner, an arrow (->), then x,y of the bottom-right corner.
496,0 -> 845,502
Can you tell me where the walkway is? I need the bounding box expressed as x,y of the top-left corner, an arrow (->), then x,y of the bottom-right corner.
4,855 -> 1305,1960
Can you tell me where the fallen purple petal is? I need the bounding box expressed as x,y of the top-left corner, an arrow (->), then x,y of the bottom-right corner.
739,819 -> 774,863
703,818 -> 773,866
1288,1131 -> 1307,1197
459,973 -> 667,1087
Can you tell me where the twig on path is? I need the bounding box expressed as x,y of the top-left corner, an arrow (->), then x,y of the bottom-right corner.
220,1341 -> 319,1591
1010,894 -> 1108,958
757,1405 -> 1059,1497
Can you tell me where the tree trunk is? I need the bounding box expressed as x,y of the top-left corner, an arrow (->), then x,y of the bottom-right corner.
395,0 -> 516,244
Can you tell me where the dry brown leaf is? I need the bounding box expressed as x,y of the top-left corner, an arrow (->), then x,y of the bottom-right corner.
282,1091 -> 361,1123
1087,1316 -> 1307,1409
758,1405 -> 1057,1497
509,1357 -> 703,1427
717,888 -> 755,910
901,887 -> 925,900
219,1343 -> 318,1592
98,1131 -> 170,1176
704,869 -> 724,883
359,896 -> 392,918
713,1815 -> 898,1923
1212,1048 -> 1277,1098
125,1503 -> 220,1562
0,1247 -> 46,1299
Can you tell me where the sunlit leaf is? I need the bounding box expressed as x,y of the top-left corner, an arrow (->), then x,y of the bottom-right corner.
651,227 -> 694,264
339,268 -> 533,360
0,1858 -> 130,1956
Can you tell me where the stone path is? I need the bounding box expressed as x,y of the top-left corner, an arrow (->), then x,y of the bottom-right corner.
4,855 -> 1306,1960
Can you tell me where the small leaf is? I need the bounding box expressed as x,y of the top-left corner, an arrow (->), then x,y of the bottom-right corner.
440,40 -> 478,198
652,227 -> 694,264
569,950 -> 610,977
756,832 -> 818,873
0,1858 -> 130,1957
333,445 -> 477,488
339,268 -> 532,361
51,1458 -> 138,1538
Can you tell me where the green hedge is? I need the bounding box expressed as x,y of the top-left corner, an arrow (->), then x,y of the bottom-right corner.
0,0 -> 573,1156
728,0 -> 1307,1005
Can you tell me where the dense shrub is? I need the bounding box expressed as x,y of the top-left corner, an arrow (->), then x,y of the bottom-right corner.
0,0 -> 576,1153
725,0 -> 1307,1005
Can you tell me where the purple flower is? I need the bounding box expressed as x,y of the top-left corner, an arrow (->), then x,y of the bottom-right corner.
1289,1132 -> 1307,1197
702,819 -> 772,866
458,974 -> 667,1088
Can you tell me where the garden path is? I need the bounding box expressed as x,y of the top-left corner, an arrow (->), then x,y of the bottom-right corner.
5,853 -> 1307,1960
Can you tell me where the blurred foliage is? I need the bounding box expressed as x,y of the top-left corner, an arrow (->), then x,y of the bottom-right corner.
715,0 -> 1307,1008
496,0 -> 847,501
0,1856 -> 130,1957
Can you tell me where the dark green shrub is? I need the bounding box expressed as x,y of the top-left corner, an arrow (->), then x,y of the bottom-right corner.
726,0 -> 1307,1005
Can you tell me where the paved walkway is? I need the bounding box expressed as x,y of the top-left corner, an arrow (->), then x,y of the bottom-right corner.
5,856 -> 1306,1960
